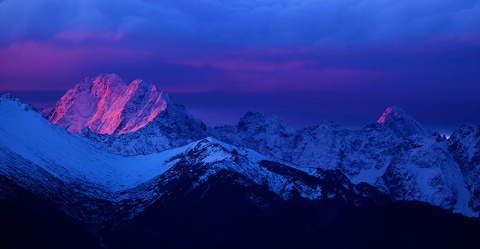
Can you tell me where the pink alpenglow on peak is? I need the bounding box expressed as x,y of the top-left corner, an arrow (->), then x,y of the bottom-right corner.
376,106 -> 431,137
49,74 -> 169,135
377,106 -> 404,124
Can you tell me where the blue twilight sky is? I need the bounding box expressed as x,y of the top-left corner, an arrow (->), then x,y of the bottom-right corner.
0,0 -> 479,134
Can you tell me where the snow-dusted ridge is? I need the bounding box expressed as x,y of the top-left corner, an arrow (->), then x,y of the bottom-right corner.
1,93 -> 174,193
2,94 -> 387,222
0,93 -> 255,194
2,85 -> 480,220
212,107 -> 479,217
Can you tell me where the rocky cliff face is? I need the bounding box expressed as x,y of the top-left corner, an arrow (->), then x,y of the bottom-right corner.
49,73 -> 199,135
211,107 -> 476,216
48,74 -> 208,155
449,124 -> 480,213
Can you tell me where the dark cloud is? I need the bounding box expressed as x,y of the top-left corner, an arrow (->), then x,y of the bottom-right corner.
1,0 -> 480,46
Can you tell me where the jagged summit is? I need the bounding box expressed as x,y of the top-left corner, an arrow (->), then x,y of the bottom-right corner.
0,93 -> 17,100
48,74 -> 173,135
237,111 -> 296,133
2,91 -> 480,221
0,93 -> 36,112
376,106 -> 431,137
2,92 -> 480,249
46,73 -> 208,155
377,106 -> 410,124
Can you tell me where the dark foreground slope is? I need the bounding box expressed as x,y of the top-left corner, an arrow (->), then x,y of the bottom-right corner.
99,174 -> 480,249
0,176 -> 101,249
1,172 -> 480,249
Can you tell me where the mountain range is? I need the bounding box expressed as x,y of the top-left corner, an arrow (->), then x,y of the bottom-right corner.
1,73 -> 480,248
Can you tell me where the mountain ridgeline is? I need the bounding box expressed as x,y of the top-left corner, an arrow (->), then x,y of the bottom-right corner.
1,74 -> 480,249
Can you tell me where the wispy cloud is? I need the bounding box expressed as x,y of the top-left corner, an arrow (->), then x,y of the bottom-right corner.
0,0 -> 479,132
1,0 -> 479,46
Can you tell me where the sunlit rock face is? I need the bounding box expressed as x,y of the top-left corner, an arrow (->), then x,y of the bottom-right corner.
47,73 -> 208,156
48,73 -> 168,135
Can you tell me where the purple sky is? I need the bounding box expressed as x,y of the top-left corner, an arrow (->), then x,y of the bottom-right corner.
1,0 -> 479,134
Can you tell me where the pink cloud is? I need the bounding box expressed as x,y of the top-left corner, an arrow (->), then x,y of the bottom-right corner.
170,47 -> 319,72
0,39 -> 153,91
430,33 -> 480,46
166,47 -> 383,92
55,29 -> 127,43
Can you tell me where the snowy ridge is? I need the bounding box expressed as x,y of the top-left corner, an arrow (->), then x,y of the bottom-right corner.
2,89 -> 480,219
449,124 -> 480,213
213,111 -> 297,160
46,78 -> 478,217
0,94 -> 384,223
212,109 -> 478,217
0,94 -> 200,221
0,94 -> 178,193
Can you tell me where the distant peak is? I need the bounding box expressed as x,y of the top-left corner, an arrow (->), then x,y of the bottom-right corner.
319,120 -> 342,129
376,106 -> 431,137
242,111 -> 266,120
48,74 -> 175,134
79,73 -> 122,85
0,93 -> 36,112
239,112 -> 277,125
73,73 -> 127,97
377,106 -> 408,124
96,73 -> 122,81
238,111 -> 295,133
160,90 -> 172,102
130,78 -> 150,87
92,73 -> 126,88
0,93 -> 18,101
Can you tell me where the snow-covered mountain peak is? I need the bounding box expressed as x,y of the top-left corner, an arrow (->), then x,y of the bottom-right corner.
237,111 -> 296,134
2,92 -> 480,226
159,89 -> 172,102
377,106 -> 409,124
48,74 -> 176,135
1,93 -> 22,104
317,120 -> 343,130
0,93 -> 37,113
376,106 -> 431,137
90,73 -> 127,96
1,93 -> 16,100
